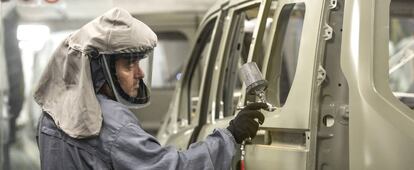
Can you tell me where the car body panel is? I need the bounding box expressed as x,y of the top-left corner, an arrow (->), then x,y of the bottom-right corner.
341,0 -> 414,169
158,0 -> 414,169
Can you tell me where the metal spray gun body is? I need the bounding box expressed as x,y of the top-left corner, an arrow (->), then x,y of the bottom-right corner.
237,62 -> 276,170
238,62 -> 277,112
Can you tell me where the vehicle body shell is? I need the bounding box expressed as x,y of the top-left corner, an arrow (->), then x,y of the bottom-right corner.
156,0 -> 414,169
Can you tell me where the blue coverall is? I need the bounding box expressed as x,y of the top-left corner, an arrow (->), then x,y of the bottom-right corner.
37,94 -> 236,170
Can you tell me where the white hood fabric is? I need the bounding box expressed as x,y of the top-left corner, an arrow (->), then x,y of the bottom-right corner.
34,8 -> 157,138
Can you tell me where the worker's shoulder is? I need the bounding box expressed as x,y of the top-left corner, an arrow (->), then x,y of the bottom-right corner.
96,94 -> 140,131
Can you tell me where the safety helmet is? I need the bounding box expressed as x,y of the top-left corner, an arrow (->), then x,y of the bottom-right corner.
85,7 -> 157,109
33,7 -> 157,138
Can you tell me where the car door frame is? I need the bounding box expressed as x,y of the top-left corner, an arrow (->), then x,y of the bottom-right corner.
195,0 -> 273,141
239,0 -> 332,169
156,5 -> 226,150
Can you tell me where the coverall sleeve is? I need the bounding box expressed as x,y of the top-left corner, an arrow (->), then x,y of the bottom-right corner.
110,123 -> 237,170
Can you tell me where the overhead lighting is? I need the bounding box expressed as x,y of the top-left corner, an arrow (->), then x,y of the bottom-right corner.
17,24 -> 50,51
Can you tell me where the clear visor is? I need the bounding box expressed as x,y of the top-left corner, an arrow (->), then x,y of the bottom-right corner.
101,51 -> 153,109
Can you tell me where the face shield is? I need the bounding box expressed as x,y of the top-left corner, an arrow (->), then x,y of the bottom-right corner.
101,51 -> 153,109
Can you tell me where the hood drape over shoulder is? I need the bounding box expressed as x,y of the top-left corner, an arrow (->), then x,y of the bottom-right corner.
33,8 -> 157,138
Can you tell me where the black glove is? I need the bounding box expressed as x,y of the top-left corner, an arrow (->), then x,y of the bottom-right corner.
226,107 -> 265,144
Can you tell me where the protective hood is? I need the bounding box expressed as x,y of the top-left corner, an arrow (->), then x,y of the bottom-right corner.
33,7 -> 157,138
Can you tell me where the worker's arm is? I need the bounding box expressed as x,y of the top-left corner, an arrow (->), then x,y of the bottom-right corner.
110,123 -> 236,170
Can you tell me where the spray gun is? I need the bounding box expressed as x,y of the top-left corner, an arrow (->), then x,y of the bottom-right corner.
237,62 -> 276,170
238,62 -> 277,112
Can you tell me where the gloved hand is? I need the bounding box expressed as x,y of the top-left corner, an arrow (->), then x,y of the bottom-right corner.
226,107 -> 265,144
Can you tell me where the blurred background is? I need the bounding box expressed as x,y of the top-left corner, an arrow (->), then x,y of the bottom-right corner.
0,0 -> 216,169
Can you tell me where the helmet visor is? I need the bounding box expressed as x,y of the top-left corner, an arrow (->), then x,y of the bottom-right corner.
102,51 -> 153,108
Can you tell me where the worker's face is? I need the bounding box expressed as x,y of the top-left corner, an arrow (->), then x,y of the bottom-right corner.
115,57 -> 145,97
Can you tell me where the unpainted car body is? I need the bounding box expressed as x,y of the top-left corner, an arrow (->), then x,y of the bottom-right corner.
157,0 -> 414,169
